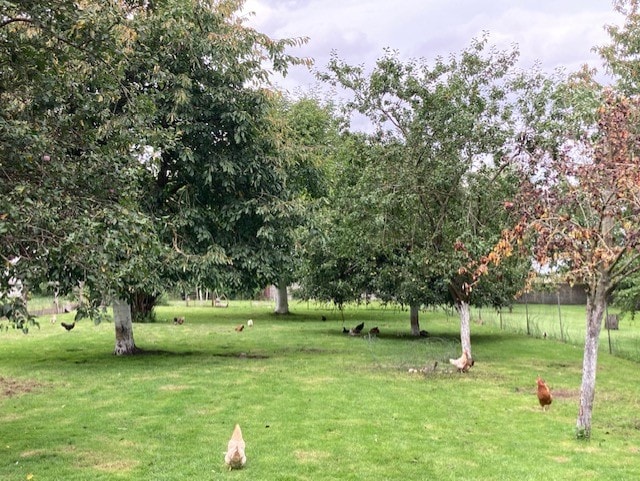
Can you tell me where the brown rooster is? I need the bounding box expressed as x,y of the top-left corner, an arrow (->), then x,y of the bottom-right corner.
536,377 -> 552,410
235,324 -> 244,332
449,350 -> 473,372
225,424 -> 246,469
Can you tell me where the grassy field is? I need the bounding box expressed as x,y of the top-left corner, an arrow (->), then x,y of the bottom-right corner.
2,300 -> 640,480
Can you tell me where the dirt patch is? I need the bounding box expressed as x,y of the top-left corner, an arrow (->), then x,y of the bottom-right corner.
67,445 -> 139,473
0,376 -> 43,398
552,388 -> 580,399
214,352 -> 270,359
92,459 -> 140,473
514,386 -> 579,400
294,449 -> 330,463
158,384 -> 190,392
296,347 -> 327,354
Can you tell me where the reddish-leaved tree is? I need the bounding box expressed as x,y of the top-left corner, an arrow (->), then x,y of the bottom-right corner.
514,88 -> 640,438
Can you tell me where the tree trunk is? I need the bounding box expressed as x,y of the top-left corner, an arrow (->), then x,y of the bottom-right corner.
130,291 -> 157,322
576,282 -> 608,439
113,299 -> 137,356
274,280 -> 290,315
456,300 -> 472,359
409,303 -> 420,336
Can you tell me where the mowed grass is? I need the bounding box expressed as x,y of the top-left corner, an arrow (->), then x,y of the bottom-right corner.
1,301 -> 640,480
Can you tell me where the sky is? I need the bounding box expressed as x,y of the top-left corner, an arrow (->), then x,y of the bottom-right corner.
242,0 -> 624,96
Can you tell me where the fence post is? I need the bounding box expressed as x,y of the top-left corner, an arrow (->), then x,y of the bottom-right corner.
557,291 -> 564,342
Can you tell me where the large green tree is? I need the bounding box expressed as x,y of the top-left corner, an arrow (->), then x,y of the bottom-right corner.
268,95 -> 339,314
1,0 -> 165,341
316,37 -> 527,346
1,0 -> 308,352
296,132 -> 382,314
123,0 -> 309,310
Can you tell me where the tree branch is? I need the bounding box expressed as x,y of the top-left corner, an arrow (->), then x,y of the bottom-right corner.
2,15 -> 112,67
0,17 -> 34,29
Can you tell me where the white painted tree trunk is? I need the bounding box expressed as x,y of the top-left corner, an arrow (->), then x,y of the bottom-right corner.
576,284 -> 607,438
274,281 -> 289,315
113,299 -> 137,356
456,300 -> 472,359
410,303 -> 420,336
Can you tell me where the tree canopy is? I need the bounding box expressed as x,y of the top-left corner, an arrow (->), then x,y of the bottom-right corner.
1,0 -> 162,329
307,37 -> 529,343
501,0 -> 640,436
1,0 -> 309,336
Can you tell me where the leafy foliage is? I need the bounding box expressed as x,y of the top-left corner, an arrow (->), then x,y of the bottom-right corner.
307,37 -> 528,315
264,95 -> 340,300
509,69 -> 640,437
598,0 -> 640,95
121,0 -> 311,303
1,0 -> 162,321
514,86 -> 640,295
0,0 -> 309,327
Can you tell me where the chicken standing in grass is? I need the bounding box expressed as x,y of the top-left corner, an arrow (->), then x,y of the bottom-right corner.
61,321 -> 75,331
225,424 -> 246,469
449,350 -> 473,372
342,321 -> 365,336
536,377 -> 553,410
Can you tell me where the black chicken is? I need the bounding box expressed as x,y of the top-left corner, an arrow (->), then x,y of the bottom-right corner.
343,322 -> 364,336
61,321 -> 75,331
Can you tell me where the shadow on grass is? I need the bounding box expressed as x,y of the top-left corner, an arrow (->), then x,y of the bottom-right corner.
325,328 -> 526,345
130,347 -> 273,360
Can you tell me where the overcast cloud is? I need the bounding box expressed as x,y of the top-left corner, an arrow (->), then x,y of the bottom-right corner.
243,1 -> 624,95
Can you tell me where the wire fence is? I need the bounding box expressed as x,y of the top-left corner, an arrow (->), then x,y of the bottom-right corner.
473,302 -> 640,362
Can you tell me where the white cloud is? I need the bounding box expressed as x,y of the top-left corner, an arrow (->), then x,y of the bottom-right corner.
243,1 -> 624,94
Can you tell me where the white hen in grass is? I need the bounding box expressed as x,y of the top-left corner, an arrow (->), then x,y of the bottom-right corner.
449,350 -> 473,372
225,424 -> 246,469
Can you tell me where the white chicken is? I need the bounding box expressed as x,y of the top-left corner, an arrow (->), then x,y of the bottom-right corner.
224,424 -> 246,469
449,350 -> 473,372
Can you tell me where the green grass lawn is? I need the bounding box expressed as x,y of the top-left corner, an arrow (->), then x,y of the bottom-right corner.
2,300 -> 640,480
